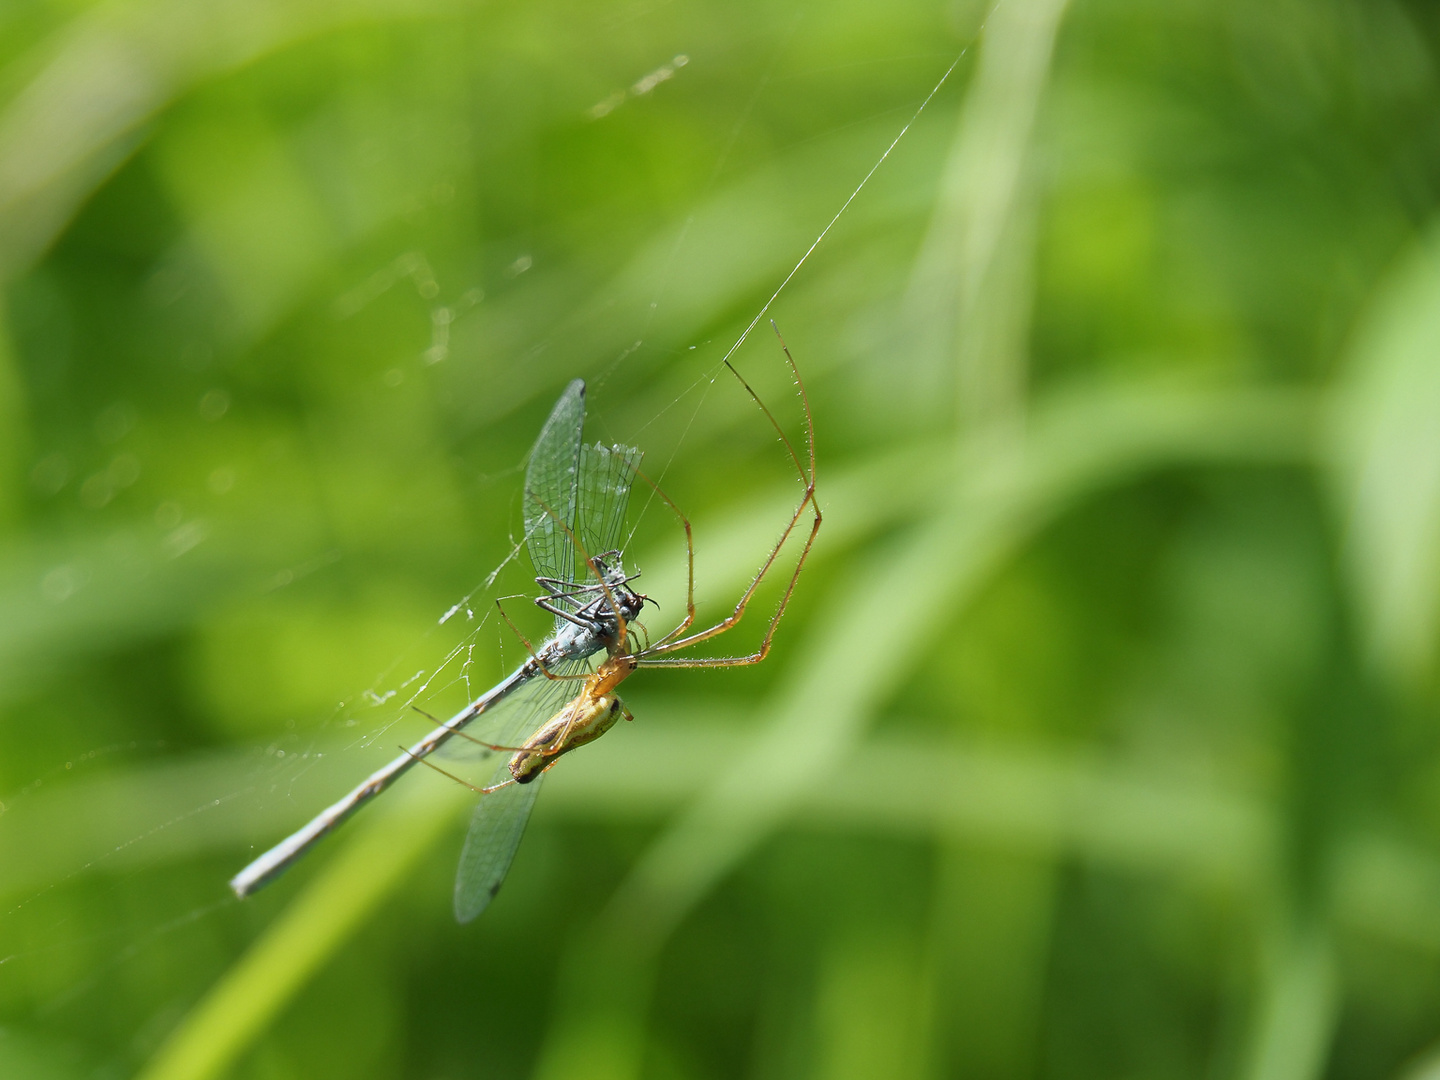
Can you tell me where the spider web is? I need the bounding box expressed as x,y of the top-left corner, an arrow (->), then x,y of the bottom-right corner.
0,27 -> 971,1054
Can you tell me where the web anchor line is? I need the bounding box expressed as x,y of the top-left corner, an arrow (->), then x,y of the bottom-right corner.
718,48 -> 969,368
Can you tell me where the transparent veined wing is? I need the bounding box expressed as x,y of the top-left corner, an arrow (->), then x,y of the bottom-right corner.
448,656 -> 591,922
525,379 -> 585,589
453,779 -> 544,923
577,441 -> 644,558
524,380 -> 643,623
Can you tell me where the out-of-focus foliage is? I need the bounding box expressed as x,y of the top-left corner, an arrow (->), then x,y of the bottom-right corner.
5,0 -> 1440,1078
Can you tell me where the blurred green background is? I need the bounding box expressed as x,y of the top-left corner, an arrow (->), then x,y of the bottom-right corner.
5,0 -> 1440,1078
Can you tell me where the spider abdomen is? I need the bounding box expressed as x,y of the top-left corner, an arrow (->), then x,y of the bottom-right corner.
508,694 -> 624,783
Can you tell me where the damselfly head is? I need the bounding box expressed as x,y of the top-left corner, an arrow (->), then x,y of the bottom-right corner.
610,588 -> 646,635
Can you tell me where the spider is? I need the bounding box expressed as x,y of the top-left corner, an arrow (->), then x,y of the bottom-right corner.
420,324 -> 820,794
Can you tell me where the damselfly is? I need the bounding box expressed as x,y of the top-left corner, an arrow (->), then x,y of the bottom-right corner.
230,329 -> 819,921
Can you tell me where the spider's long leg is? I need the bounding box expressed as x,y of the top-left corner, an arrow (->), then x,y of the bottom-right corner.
403,747 -> 516,794
635,324 -> 820,668
411,705 -> 558,754
630,467 -> 695,649
493,598 -> 590,682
